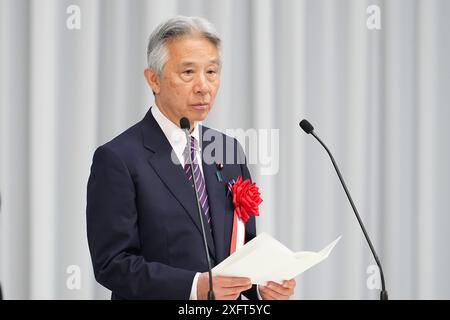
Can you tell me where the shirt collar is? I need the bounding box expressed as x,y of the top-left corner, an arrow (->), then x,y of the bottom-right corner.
151,105 -> 201,162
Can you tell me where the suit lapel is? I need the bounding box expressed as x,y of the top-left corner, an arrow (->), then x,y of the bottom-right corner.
142,111 -> 216,260
202,160 -> 228,263
201,128 -> 234,263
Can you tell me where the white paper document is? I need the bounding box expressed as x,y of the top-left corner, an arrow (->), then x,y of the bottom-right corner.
212,233 -> 341,285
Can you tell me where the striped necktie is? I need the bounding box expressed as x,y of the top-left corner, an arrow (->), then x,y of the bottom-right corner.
184,136 -> 212,228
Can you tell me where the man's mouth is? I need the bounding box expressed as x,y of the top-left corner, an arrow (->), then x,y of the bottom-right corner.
190,103 -> 209,110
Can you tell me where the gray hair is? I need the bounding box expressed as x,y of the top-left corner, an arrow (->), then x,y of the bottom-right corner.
147,16 -> 221,76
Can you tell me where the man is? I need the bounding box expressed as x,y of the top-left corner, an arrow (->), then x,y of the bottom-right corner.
86,16 -> 295,300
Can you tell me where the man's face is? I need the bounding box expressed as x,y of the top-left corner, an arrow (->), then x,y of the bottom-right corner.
145,35 -> 221,127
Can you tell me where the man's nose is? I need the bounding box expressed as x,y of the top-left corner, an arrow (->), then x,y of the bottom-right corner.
193,73 -> 210,94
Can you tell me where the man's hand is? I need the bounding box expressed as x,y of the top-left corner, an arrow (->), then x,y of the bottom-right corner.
197,272 -> 252,300
258,279 -> 296,300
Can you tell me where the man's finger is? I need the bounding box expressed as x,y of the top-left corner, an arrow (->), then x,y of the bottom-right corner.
215,276 -> 252,288
259,285 -> 280,300
282,279 -> 296,289
220,285 -> 251,296
266,282 -> 292,296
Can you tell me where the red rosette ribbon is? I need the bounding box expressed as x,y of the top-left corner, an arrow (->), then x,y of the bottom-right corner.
228,176 -> 263,255
231,176 -> 263,223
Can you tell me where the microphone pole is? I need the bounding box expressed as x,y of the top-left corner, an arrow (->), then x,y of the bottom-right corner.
299,119 -> 388,300
0,192 -> 2,300
180,117 -> 215,300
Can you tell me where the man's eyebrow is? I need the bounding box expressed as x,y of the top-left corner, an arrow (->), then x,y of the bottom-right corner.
179,60 -> 221,67
180,61 -> 195,67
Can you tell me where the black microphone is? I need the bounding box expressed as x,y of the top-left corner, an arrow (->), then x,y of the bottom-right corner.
0,192 -> 2,300
299,119 -> 388,300
180,117 -> 215,300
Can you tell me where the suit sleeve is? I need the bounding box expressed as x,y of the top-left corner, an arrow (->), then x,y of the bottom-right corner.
86,146 -> 196,299
236,140 -> 259,300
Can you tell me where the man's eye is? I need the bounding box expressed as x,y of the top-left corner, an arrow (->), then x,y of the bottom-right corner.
207,70 -> 217,75
183,70 -> 194,75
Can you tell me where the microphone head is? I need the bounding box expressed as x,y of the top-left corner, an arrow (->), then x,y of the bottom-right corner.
180,117 -> 190,130
299,119 -> 314,134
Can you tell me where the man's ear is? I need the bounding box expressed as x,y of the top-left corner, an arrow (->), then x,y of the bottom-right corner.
144,68 -> 161,95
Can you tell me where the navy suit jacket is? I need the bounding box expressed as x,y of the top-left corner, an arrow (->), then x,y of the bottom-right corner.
86,109 -> 258,299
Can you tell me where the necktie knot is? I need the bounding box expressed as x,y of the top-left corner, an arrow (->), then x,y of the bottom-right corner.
185,136 -> 200,162
190,136 -> 199,150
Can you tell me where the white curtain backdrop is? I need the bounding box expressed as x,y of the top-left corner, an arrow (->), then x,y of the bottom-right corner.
1,0 -> 449,299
